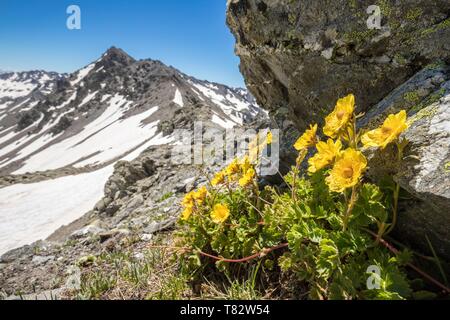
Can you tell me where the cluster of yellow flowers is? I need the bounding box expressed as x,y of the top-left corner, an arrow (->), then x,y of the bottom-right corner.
181,154 -> 259,224
212,156 -> 256,188
181,186 -> 208,220
294,94 -> 408,193
181,185 -> 231,224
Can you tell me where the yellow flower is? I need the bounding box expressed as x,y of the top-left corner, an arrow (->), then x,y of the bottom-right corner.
211,203 -> 230,224
294,124 -> 318,150
361,110 -> 408,149
266,131 -> 273,145
326,148 -> 367,193
182,191 -> 195,208
226,159 -> 240,177
323,94 -> 355,138
193,186 -> 208,205
240,155 -> 252,174
211,170 -> 225,186
239,168 -> 256,187
308,139 -> 342,173
181,206 -> 193,221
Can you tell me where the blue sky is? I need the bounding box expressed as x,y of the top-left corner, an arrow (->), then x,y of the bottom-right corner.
0,0 -> 245,87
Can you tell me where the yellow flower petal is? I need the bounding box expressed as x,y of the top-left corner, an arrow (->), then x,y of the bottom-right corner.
211,171 -> 225,186
362,110 -> 408,149
239,168 -> 255,187
226,159 -> 240,177
240,155 -> 253,174
193,186 -> 208,205
323,94 -> 355,138
294,124 -> 318,150
326,148 -> 367,193
181,206 -> 193,221
266,131 -> 273,145
181,191 -> 195,208
210,203 -> 230,224
308,139 -> 342,173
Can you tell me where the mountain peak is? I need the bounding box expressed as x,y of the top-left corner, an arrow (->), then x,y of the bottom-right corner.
101,47 -> 136,65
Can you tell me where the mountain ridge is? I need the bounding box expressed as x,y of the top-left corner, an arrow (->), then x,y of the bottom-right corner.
0,47 -> 266,176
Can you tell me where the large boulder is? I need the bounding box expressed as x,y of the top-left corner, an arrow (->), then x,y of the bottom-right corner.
363,65 -> 450,259
227,0 -> 450,141
227,0 -> 450,258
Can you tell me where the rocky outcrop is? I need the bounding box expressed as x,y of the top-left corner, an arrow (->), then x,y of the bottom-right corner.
227,0 -> 450,258
227,0 -> 450,143
363,65 -> 450,259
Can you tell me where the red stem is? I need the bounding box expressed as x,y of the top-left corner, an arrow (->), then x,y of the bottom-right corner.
198,243 -> 288,263
365,229 -> 450,294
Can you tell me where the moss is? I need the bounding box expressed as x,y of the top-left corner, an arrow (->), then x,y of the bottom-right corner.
377,0 -> 392,17
406,8 -> 423,21
344,29 -> 378,44
404,91 -> 421,104
348,0 -> 358,10
426,61 -> 446,71
444,162 -> 450,173
288,13 -> 297,25
158,191 -> 174,203
420,18 -> 450,37
409,105 -> 439,125
410,88 -> 446,113
394,53 -> 408,66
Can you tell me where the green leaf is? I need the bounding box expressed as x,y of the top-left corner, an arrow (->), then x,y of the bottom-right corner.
316,239 -> 340,279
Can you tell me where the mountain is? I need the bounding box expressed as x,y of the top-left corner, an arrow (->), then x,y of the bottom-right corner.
0,47 -> 265,176
0,47 -> 266,256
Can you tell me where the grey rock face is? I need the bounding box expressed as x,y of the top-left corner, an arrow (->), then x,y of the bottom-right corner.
358,65 -> 450,258
396,93 -> 450,258
227,0 -> 450,145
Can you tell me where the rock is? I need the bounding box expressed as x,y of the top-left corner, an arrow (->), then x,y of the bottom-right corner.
32,255 -> 55,265
127,194 -> 144,210
359,65 -> 450,259
70,224 -> 105,239
98,228 -> 130,242
0,241 -> 49,263
143,217 -> 177,234
227,0 -> 450,164
140,234 -> 153,242
104,158 -> 156,199
94,197 -> 112,212
105,204 -> 121,216
133,252 -> 145,261
395,95 -> 450,258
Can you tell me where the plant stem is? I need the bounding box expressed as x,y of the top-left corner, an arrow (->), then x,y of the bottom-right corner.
364,229 -> 450,294
385,141 -> 404,236
292,149 -> 306,202
343,185 -> 358,231
375,222 -> 386,245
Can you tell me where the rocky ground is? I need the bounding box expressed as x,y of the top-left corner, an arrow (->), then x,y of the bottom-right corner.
0,144 -> 216,299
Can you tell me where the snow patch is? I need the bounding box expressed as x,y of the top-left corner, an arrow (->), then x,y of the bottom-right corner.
173,88 -> 184,107
0,166 -> 114,255
70,63 -> 96,86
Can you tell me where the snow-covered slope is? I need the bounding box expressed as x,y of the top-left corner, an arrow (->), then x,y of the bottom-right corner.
0,47 -> 265,255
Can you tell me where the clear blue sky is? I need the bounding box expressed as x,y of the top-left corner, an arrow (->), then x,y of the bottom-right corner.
0,0 -> 245,87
